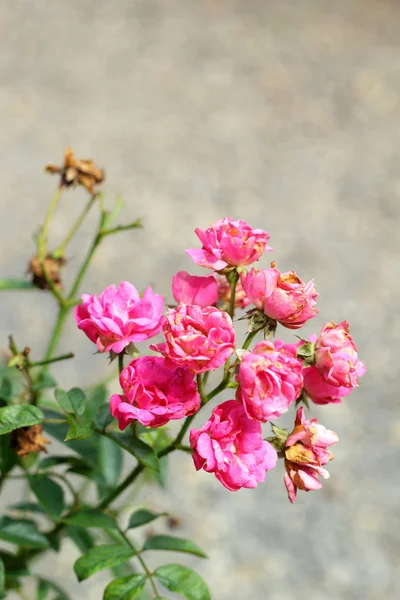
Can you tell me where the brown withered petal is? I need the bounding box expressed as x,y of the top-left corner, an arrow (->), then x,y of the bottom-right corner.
28,255 -> 65,291
45,147 -> 105,194
10,424 -> 50,457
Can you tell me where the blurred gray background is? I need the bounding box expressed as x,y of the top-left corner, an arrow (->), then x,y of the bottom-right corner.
1,0 -> 399,598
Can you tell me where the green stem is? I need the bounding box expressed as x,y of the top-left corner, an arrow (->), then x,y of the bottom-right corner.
52,194 -> 98,259
0,279 -> 35,290
172,415 -> 196,447
68,232 -> 102,299
101,219 -> 142,237
118,353 -> 125,374
41,305 -> 69,366
206,378 -> 230,402
242,330 -> 258,350
97,465 -> 143,510
116,526 -> 160,598
228,270 -> 239,319
43,418 -> 68,424
38,188 -> 62,260
39,259 -> 66,306
196,373 -> 206,403
30,352 -> 74,367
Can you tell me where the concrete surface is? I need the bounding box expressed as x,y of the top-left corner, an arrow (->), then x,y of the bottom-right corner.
0,1 -> 399,598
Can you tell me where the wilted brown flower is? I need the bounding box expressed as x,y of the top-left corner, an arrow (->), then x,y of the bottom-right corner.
45,147 -> 105,194
10,424 -> 50,457
28,255 -> 65,290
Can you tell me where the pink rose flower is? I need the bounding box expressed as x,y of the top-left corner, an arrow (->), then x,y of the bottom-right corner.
75,282 -> 164,353
237,340 -> 303,422
110,356 -> 201,429
241,268 -> 318,329
216,275 -> 251,310
284,407 -> 338,503
302,366 -> 353,405
186,217 -> 272,271
315,320 -> 365,388
151,303 -> 236,374
190,400 -> 278,491
172,271 -> 218,307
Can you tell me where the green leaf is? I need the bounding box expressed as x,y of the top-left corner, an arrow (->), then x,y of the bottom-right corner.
39,454 -> 89,470
64,525 -> 95,554
0,365 -> 25,401
143,535 -> 207,558
0,517 -> 49,548
65,414 -> 95,440
0,551 -> 29,578
0,558 -> 5,599
0,405 -> 44,435
67,388 -> 86,416
28,475 -> 65,518
103,574 -> 146,600
86,385 -> 107,419
10,502 -> 45,514
154,564 -> 211,600
95,404 -> 114,430
99,435 -> 123,487
33,372 -> 57,391
127,509 -> 166,530
37,578 -> 49,600
108,433 -> 159,471
0,433 -> 17,473
55,389 -> 73,413
74,545 -> 136,582
37,578 -> 70,600
64,509 -> 116,530
43,410 -> 99,466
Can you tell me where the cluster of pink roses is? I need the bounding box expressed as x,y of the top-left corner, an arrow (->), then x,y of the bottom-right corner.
75,217 -> 365,503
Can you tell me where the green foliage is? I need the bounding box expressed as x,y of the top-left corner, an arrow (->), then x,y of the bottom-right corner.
127,509 -> 166,530
143,535 -> 207,558
0,433 -> 17,473
0,516 -> 49,548
28,475 -> 65,518
0,558 -> 5,599
64,509 -> 116,530
64,525 -> 95,554
98,435 -> 123,487
32,372 -> 57,392
0,194 -> 213,600
154,564 -> 211,600
103,574 -> 147,600
74,545 -> 136,581
65,413 -> 95,440
0,405 -> 44,435
36,577 -> 71,600
107,433 -> 159,471
0,365 -> 25,402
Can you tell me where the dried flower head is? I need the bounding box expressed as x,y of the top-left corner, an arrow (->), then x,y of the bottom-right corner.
28,255 -> 65,290
45,147 -> 105,194
10,424 -> 50,457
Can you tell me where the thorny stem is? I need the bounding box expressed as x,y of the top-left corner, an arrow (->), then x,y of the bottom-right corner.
52,194 -> 98,259
38,187 -> 62,261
